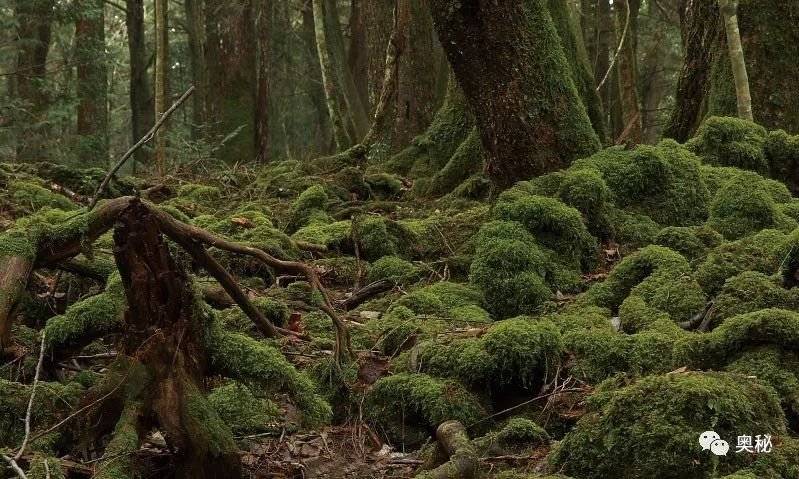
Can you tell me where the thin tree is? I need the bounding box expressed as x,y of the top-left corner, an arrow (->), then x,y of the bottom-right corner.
125,0 -> 154,171
718,0 -> 753,121
75,0 -> 109,165
154,0 -> 169,176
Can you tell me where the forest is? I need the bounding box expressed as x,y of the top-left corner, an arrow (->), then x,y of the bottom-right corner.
1,0 -> 799,478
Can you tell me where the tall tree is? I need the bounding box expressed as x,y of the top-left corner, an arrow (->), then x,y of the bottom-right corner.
614,0 -> 642,143
154,0 -> 169,175
429,0 -> 601,190
205,1 -> 257,162
313,0 -> 370,149
13,0 -> 55,163
300,0 -> 332,154
185,0 -> 209,138
255,0 -> 271,161
662,0 -> 723,142
75,0 -> 109,165
125,0 -> 154,169
716,0 -> 753,121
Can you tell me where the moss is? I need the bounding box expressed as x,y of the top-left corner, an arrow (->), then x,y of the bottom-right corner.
556,169 -> 611,227
177,183 -> 222,202
313,256 -> 363,286
654,226 -> 709,261
366,255 -> 420,285
724,346 -> 799,415
283,281 -> 323,307
289,184 -> 329,230
707,172 -> 792,240
9,180 -> 77,212
571,142 -> 709,226
605,207 -> 660,247
365,173 -> 404,199
333,166 -> 371,200
365,373 -> 485,447
218,297 -> 290,333
713,272 -> 798,325
764,129 -> 799,193
207,382 -> 280,435
409,318 -> 562,392
0,379 -> 85,448
358,215 -> 399,261
26,455 -> 66,479
584,245 -> 690,312
293,220 -> 351,250
494,194 -> 596,271
695,229 -> 787,294
94,401 -> 141,479
44,272 -> 126,350
551,372 -> 786,479
687,116 -> 768,173
206,323 -> 331,426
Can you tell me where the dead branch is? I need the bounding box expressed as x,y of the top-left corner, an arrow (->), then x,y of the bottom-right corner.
88,86 -> 195,211
339,280 -> 394,311
15,330 -> 46,460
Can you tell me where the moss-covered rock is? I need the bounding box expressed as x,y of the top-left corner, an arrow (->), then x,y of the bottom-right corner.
551,372 -> 786,479
688,116 -> 768,173
366,256 -> 421,285
365,373 -> 485,447
207,382 -> 280,435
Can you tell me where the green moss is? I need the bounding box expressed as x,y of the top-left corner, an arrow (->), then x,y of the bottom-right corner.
289,184 -> 329,230
365,173 -> 404,199
9,180 -> 77,212
707,172 -> 791,240
571,142 -> 710,226
26,455 -> 66,479
688,116 -> 768,173
367,255 -> 420,285
605,207 -> 660,247
94,401 -> 141,479
654,226 -> 710,261
695,229 -> 787,294
0,379 -> 85,448
496,417 -> 549,446
217,297 -> 290,333
45,272 -> 126,350
358,215 -> 398,261
494,194 -> 596,270
206,324 -> 331,426
207,382 -> 280,435
293,220 -> 351,250
724,346 -> 799,415
365,373 -> 485,447
713,272 -> 798,325
764,129 -> 799,193
551,372 -> 786,479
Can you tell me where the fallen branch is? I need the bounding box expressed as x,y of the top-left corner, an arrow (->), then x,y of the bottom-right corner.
340,280 -> 394,311
88,86 -> 195,210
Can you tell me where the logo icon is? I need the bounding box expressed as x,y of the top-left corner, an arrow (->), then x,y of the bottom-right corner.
699,431 -> 729,456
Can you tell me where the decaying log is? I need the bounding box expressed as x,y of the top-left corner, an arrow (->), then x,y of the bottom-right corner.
416,421 -> 478,479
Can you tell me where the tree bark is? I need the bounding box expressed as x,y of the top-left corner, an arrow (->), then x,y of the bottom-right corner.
614,0 -> 643,143
205,1 -> 258,162
75,0 -> 109,166
255,0 -> 271,162
184,0 -> 208,138
313,0 -> 370,150
662,0 -> 723,142
13,0 -> 55,163
300,0 -> 332,154
154,0 -> 169,176
718,0 -> 753,122
125,0 -> 154,170
429,0 -> 601,191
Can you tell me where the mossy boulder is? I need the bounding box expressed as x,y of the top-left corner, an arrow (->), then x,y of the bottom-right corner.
688,116 -> 768,174
207,382 -> 280,435
551,372 -> 786,479
367,256 -> 420,285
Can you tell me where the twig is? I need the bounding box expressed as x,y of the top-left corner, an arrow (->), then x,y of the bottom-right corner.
595,0 -> 631,92
88,86 -> 195,210
15,330 -> 46,460
0,454 -> 27,479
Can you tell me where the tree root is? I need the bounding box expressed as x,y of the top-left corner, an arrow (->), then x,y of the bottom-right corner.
415,421 -> 477,479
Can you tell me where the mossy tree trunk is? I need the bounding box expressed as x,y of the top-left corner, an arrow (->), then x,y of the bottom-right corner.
0,257 -> 33,352
75,0 -> 109,166
184,0 -> 208,139
13,0 -> 55,163
103,202 -> 241,478
548,0 -> 607,143
663,0 -> 724,142
718,0 -> 753,122
125,0 -> 154,170
429,0 -> 601,191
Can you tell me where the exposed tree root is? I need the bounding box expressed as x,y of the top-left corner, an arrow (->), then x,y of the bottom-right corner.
416,421 -> 477,479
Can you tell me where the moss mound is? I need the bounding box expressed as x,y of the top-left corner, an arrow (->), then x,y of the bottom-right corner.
551,372 -> 786,479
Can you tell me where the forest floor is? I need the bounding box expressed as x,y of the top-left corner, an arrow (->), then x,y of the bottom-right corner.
3,116 -> 799,479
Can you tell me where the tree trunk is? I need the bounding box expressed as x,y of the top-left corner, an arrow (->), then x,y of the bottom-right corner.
429,0 -> 601,191
313,0 -> 370,149
13,0 -> 55,163
718,0 -> 752,122
185,0 -> 208,138
111,201 -> 241,478
154,0 -> 169,175
255,0 -> 271,162
0,257 -> 33,352
614,0 -> 642,144
125,0 -> 154,170
662,0 -> 723,142
300,0 -> 332,154
639,1 -> 670,144
75,0 -> 109,166
205,1 -> 258,162
548,0 -> 606,142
